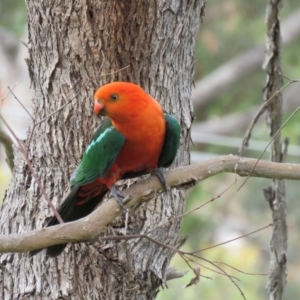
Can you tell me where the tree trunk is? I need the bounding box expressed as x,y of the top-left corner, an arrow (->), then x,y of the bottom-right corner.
0,1 -> 206,299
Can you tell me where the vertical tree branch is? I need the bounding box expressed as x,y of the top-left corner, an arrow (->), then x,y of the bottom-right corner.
263,1 -> 287,299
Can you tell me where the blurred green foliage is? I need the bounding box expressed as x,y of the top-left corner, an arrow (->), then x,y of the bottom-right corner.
194,0 -> 300,125
0,0 -> 26,202
0,0 -> 27,36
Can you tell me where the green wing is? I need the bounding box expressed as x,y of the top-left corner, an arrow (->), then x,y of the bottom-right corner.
158,113 -> 181,168
70,119 -> 125,186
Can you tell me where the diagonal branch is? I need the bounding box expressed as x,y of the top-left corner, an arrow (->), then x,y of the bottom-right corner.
0,155 -> 300,254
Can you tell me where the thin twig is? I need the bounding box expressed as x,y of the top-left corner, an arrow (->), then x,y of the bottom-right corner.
212,261 -> 269,276
8,86 -> 34,120
238,105 -> 300,191
189,254 -> 247,300
191,221 -> 279,253
101,220 -> 274,299
238,80 -> 294,155
101,234 -> 178,253
179,253 -> 246,299
182,254 -> 240,281
146,179 -> 238,235
0,113 -> 63,224
0,79 -> 22,107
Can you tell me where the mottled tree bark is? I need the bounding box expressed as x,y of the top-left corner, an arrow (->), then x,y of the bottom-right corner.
263,0 -> 287,299
0,1 -> 206,299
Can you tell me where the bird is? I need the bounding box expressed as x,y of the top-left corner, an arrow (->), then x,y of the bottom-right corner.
30,82 -> 180,257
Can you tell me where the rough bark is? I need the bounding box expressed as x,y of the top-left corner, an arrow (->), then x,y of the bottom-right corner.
263,0 -> 287,299
0,1 -> 206,299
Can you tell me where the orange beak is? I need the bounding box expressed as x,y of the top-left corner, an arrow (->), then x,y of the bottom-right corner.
94,100 -> 105,116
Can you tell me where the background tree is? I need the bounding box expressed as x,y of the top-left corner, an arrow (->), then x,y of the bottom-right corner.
0,0 -> 205,299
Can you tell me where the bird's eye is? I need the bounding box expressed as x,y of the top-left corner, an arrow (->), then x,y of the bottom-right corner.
111,94 -> 119,101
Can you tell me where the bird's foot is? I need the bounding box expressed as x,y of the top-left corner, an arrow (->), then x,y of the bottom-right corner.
109,185 -> 128,211
152,168 -> 168,191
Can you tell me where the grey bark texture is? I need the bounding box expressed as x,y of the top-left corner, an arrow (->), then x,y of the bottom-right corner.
263,0 -> 287,299
0,0 -> 206,299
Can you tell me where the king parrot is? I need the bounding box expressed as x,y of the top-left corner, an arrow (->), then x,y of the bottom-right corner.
31,82 -> 180,257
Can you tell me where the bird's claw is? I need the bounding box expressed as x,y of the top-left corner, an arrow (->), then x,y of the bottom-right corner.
152,168 -> 168,191
109,185 -> 128,211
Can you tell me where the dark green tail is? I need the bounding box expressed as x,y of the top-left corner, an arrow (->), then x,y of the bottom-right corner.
30,186 -> 108,257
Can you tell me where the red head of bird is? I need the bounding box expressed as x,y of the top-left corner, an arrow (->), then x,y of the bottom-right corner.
93,82 -> 152,123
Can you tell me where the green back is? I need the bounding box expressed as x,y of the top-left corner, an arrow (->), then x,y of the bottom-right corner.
159,113 -> 181,168
70,119 -> 125,186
